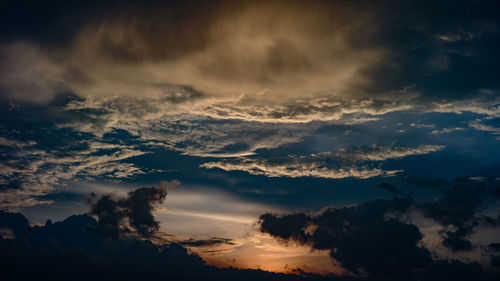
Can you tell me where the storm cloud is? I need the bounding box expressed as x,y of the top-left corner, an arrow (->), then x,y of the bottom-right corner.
1,1 -> 500,279
259,178 -> 500,279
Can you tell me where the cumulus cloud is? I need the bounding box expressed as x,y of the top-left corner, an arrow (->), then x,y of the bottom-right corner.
0,208 -> 320,281
259,197 -> 431,278
259,178 -> 500,279
87,181 -> 177,238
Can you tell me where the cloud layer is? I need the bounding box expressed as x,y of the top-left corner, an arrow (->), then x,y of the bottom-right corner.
201,145 -> 444,179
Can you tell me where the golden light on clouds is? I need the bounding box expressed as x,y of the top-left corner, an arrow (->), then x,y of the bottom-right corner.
0,0 -> 384,103
189,232 -> 343,275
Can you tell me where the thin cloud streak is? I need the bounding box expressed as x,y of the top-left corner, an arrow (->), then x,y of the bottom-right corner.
201,145 -> 444,179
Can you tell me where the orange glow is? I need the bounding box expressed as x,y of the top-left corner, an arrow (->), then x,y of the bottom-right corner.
186,232 -> 345,275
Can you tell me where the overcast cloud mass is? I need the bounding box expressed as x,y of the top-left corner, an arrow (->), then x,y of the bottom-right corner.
1,0 -> 500,280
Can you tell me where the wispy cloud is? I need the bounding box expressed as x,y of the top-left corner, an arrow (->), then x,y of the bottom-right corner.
469,119 -> 500,135
0,140 -> 148,208
431,127 -> 467,135
201,158 -> 397,179
201,145 -> 444,179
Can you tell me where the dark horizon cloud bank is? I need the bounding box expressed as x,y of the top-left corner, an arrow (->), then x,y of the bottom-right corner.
259,178 -> 500,280
0,0 -> 500,279
1,181 -> 500,280
0,187 -> 331,281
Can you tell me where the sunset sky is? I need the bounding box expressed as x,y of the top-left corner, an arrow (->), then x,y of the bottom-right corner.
1,1 -> 500,280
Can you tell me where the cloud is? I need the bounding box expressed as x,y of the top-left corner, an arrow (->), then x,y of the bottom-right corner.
57,93 -> 321,156
258,178 -> 500,278
177,237 -> 235,247
201,158 -> 396,179
0,42 -> 69,103
431,127 -> 467,135
201,144 -> 444,179
377,182 -> 402,194
0,139 -> 149,208
87,181 -> 177,238
469,119 -> 500,135
259,197 -> 433,278
0,185 -> 334,280
0,137 -> 36,148
428,94 -> 500,118
418,178 -> 500,252
1,208 -> 321,281
1,0 -> 499,133
0,1 -> 384,105
316,144 -> 445,162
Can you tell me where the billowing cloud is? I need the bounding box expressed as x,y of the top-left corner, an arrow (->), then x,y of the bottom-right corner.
259,178 -> 500,279
0,1 -> 384,105
0,208 -> 324,281
87,181 -> 177,238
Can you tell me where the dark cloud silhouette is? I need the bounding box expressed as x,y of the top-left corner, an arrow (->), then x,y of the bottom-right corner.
87,182 -> 173,238
418,178 -> 500,252
376,182 -> 402,194
441,227 -> 474,252
0,194 -> 334,281
259,179 -> 500,280
124,185 -> 168,235
178,237 -> 235,247
260,197 -> 434,278
6,205 -> 495,281
0,210 -> 29,239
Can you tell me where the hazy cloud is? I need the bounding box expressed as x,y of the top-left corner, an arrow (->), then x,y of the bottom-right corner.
201,144 -> 444,179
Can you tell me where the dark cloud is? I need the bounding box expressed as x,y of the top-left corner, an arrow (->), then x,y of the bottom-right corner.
376,182 -> 403,194
418,178 -> 500,252
178,237 -> 235,247
2,0 -> 499,104
406,177 -> 447,188
361,0 -> 500,100
489,243 -> 500,253
260,197 -> 433,278
259,179 -> 500,279
0,210 -> 29,239
441,227 -> 474,252
0,192 -> 333,281
87,182 -> 173,238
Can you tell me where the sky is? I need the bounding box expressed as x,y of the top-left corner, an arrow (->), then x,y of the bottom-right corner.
1,0 -> 500,280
